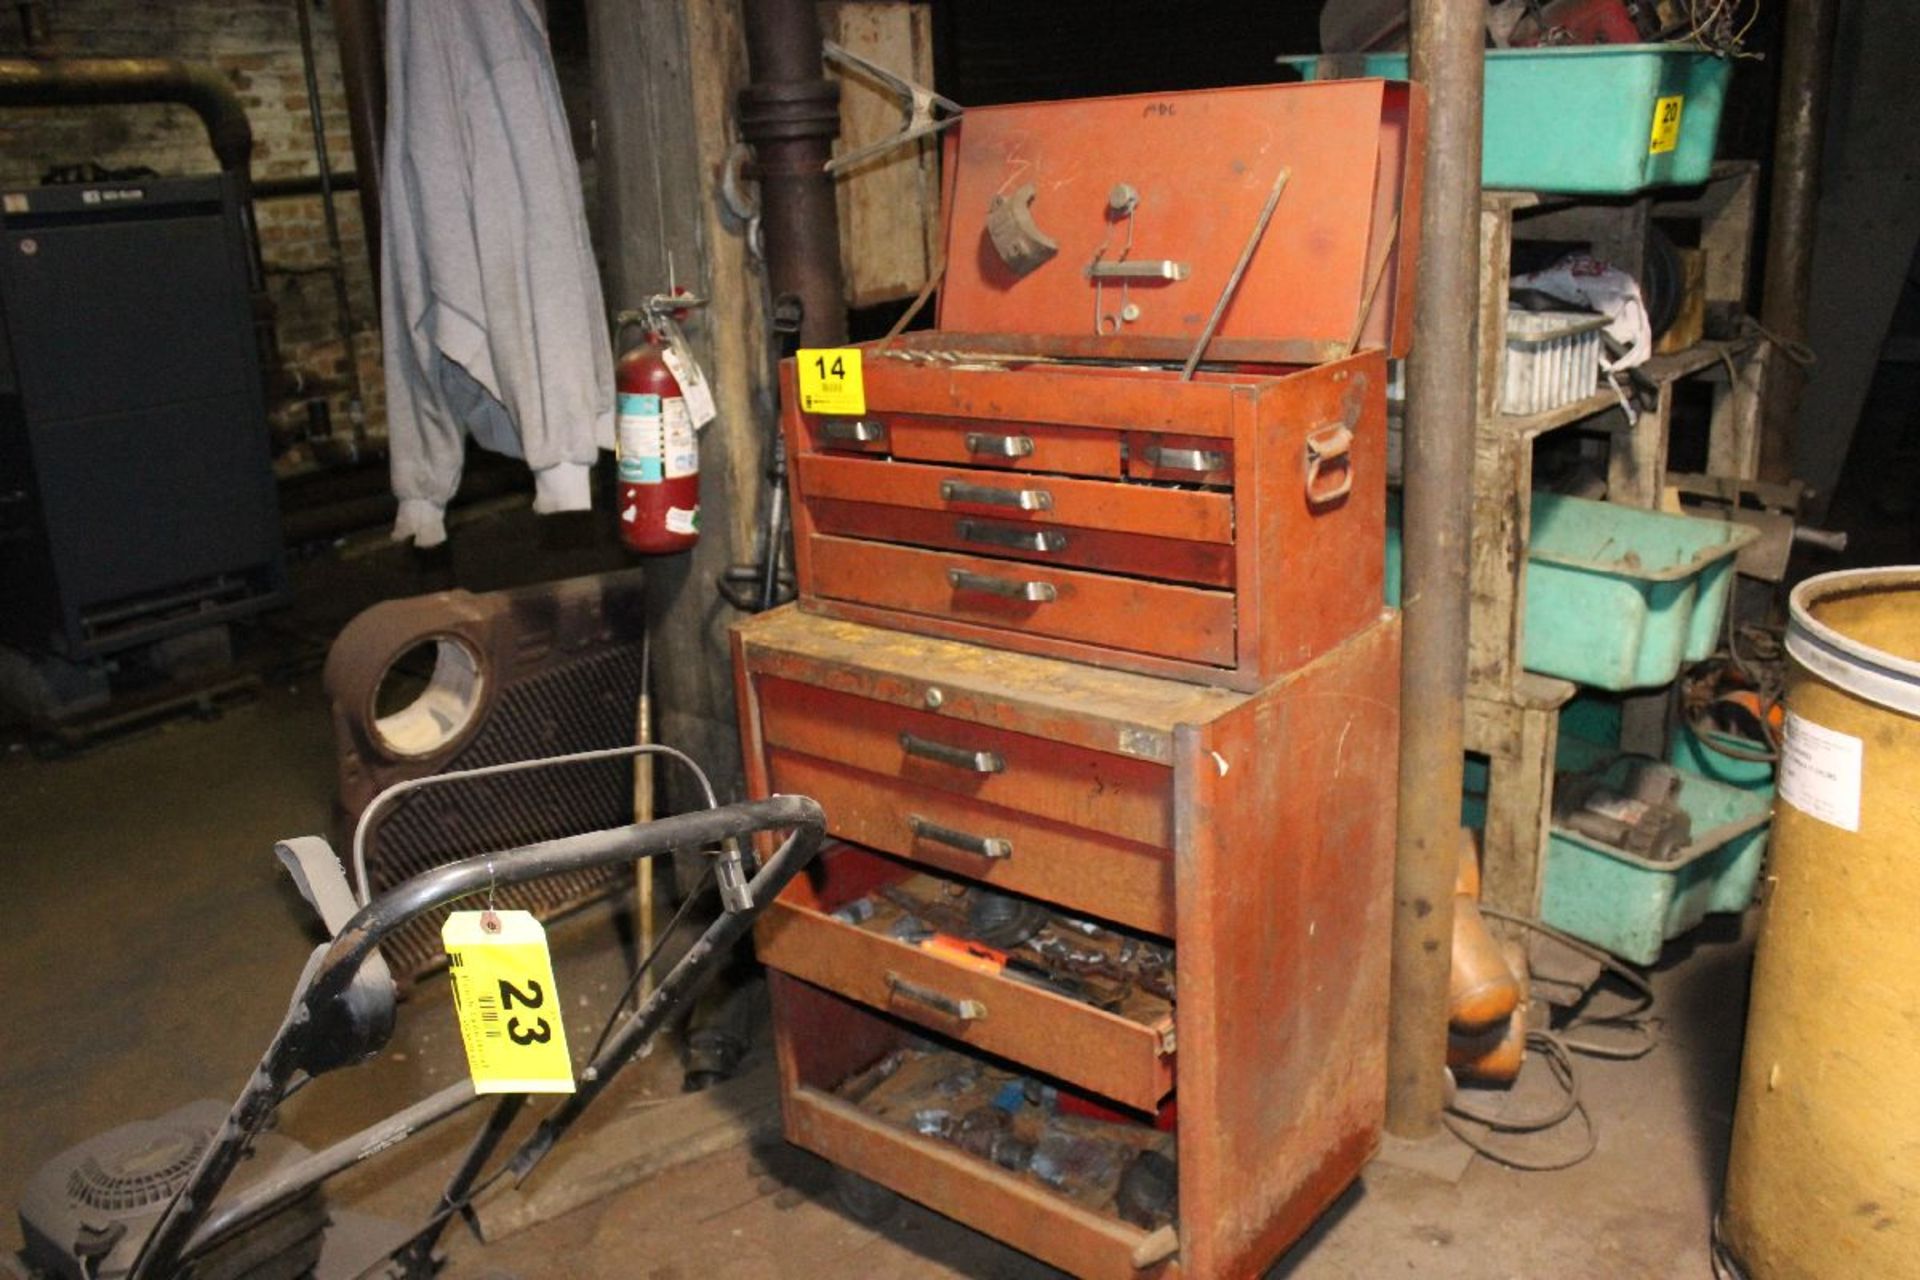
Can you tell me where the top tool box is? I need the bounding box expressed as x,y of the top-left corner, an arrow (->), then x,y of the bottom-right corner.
784,78 -> 1425,689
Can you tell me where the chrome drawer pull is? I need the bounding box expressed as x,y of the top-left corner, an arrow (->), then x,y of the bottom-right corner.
1143,445 -> 1229,474
964,431 -> 1034,458
818,418 -> 885,443
939,479 -> 1053,511
956,519 -> 1067,553
908,814 -> 1013,861
899,732 -> 1004,773
947,569 -> 1058,603
885,972 -> 986,1024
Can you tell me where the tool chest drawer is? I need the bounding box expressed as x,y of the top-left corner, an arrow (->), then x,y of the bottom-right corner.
756,842 -> 1177,1112
784,352 -> 1388,690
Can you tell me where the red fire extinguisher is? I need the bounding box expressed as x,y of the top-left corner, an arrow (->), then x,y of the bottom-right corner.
615,333 -> 699,554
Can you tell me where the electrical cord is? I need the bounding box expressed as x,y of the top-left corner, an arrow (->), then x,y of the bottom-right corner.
1443,908 -> 1661,1170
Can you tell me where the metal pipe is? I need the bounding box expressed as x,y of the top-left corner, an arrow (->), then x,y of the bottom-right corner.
293,0 -> 367,448
738,0 -> 847,347
1388,0 -> 1483,1140
0,56 -> 252,173
1757,0 -> 1840,484
330,0 -> 385,300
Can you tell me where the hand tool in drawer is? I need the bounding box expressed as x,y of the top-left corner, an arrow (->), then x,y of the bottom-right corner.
756,845 -> 1177,1112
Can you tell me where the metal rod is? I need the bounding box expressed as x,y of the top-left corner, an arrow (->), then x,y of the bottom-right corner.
292,0 -> 367,448
1181,166 -> 1289,380
1388,0 -> 1483,1140
329,0 -> 385,301
400,1093 -> 527,1267
1757,0 -> 1840,484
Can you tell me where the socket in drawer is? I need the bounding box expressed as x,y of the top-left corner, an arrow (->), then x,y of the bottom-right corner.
768,749 -> 1174,936
757,845 -> 1176,1112
756,674 -> 1172,846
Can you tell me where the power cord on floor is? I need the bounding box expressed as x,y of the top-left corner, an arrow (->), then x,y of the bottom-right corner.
1443,908 -> 1661,1171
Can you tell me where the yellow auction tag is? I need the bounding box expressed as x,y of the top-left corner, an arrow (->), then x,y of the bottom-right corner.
1649,95 -> 1684,155
796,348 -> 866,416
444,910 -> 575,1094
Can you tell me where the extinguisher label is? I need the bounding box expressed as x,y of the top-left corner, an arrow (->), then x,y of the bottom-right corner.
666,506 -> 699,536
617,393 -> 664,484
663,398 -> 697,479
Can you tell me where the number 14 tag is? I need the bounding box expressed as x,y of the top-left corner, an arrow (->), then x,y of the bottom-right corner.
444,910 -> 575,1094
796,348 -> 865,416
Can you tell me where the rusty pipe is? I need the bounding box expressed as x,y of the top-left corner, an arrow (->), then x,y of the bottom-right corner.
1389,0 -> 1483,1140
330,0 -> 385,301
738,0 -> 846,347
1757,0 -> 1840,485
0,57 -> 252,175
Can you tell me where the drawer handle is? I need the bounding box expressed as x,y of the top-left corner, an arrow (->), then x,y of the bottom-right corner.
908,814 -> 1013,860
899,732 -> 1004,773
940,479 -> 1053,512
947,569 -> 1058,603
1143,444 -> 1229,474
885,972 -> 986,1024
818,418 -> 885,443
964,431 -> 1035,458
1305,423 -> 1354,506
956,519 -> 1067,553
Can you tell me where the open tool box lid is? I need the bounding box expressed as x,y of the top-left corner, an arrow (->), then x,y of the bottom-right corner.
922,78 -> 1425,366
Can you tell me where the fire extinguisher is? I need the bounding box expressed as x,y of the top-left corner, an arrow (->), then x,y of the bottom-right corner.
615,332 -> 699,554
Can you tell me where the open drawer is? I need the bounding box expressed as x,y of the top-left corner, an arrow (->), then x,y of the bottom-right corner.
757,843 -> 1176,1113
770,972 -> 1181,1280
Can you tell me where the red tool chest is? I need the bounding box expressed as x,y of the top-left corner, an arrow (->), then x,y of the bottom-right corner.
739,78 -> 1422,1279
784,78 -> 1424,689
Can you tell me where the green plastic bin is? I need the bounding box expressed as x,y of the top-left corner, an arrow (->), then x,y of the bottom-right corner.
1526,493 -> 1756,691
1541,734 -> 1772,964
1283,44 -> 1732,194
1669,722 -> 1776,795
1385,491 -> 1757,690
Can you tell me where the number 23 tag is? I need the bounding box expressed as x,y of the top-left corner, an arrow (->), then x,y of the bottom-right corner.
444,910 -> 575,1094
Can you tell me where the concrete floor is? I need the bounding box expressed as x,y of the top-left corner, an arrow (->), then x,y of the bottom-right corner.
0,523 -> 1754,1278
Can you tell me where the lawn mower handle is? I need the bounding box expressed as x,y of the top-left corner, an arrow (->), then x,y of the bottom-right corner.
131,793 -> 826,1280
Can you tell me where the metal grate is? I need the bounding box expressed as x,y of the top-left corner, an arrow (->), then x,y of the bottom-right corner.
66,1127 -> 207,1213
364,643 -> 641,983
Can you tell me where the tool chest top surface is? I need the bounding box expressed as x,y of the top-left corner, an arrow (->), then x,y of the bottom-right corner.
931,78 -> 1425,363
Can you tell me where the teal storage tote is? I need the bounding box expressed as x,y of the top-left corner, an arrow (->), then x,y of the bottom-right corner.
1385,490 -> 1756,689
1525,493 -> 1755,691
1542,734 -> 1772,965
1669,721 -> 1776,795
1282,44 -> 1732,194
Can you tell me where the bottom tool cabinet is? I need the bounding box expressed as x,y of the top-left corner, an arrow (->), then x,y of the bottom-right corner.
733,606 -> 1402,1279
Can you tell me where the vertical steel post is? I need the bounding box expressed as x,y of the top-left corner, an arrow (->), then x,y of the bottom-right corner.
1388,0 -> 1483,1138
1757,0 -> 1840,485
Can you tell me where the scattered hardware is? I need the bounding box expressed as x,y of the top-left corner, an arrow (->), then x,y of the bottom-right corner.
839,1047 -> 1176,1221
1553,757 -> 1693,861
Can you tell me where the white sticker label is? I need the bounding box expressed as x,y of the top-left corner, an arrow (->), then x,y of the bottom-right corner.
660,346 -> 718,429
662,397 -> 698,479
1778,711 -> 1864,833
665,505 -> 699,535
616,392 -> 663,484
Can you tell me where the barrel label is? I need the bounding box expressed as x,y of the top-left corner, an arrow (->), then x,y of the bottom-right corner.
1779,712 -> 1863,833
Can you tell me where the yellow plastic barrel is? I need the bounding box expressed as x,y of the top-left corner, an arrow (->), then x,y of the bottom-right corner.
1720,567 -> 1920,1278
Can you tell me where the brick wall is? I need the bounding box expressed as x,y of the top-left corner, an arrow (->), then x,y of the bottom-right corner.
0,0 -> 384,456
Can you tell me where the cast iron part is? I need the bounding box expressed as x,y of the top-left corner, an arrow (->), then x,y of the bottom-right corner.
737,0 -> 847,349
32,793 -> 829,1280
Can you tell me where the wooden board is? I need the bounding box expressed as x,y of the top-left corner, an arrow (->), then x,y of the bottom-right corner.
822,1 -> 939,308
